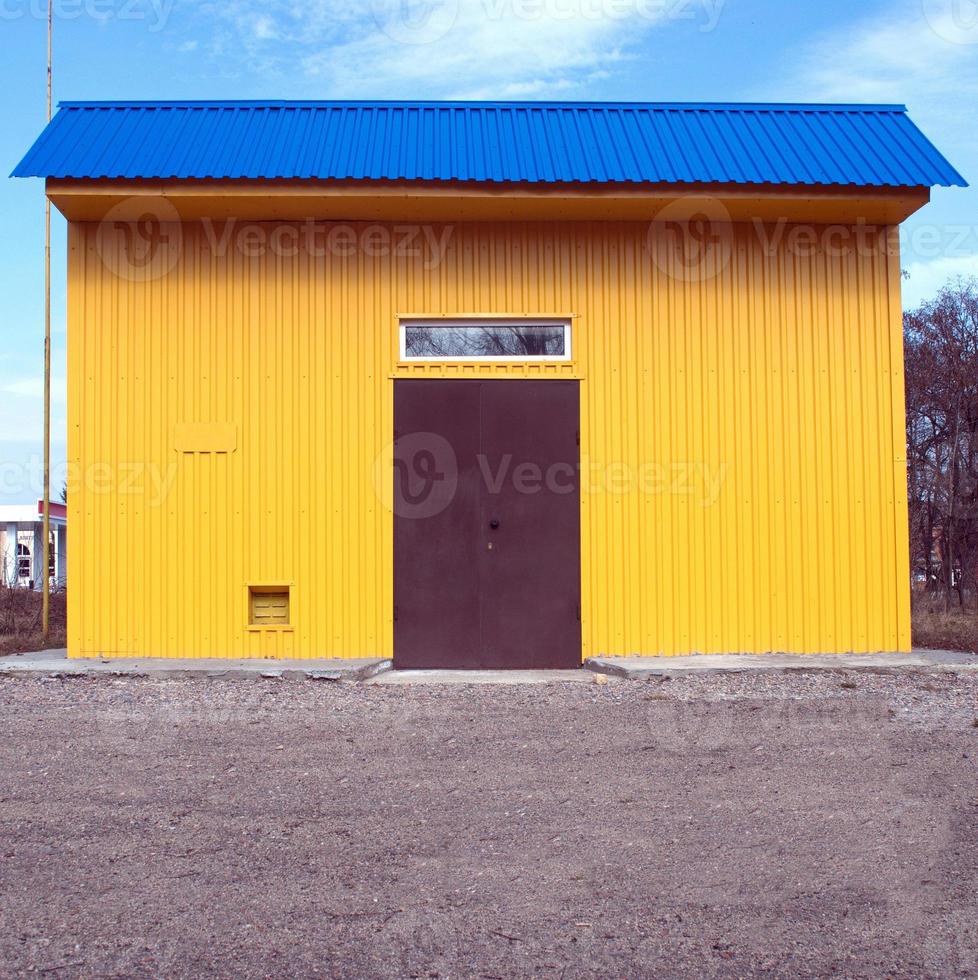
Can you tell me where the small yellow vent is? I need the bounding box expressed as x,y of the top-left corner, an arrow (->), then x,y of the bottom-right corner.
249,586 -> 290,626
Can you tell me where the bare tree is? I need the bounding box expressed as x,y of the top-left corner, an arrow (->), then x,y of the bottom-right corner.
905,278 -> 978,610
404,323 -> 565,358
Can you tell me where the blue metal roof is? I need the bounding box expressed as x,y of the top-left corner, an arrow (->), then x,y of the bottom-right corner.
11,100 -> 966,188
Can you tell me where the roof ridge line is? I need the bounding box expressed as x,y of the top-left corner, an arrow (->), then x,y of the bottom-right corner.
54,100 -> 911,113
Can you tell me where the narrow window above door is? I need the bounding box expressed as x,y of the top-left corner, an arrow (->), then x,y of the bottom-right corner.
400,320 -> 571,362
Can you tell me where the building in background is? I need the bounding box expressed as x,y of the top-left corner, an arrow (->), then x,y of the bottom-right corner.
0,501 -> 66,590
13,100 -> 965,663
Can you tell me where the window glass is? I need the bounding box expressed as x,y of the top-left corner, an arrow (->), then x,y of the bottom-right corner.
17,543 -> 30,580
403,322 -> 568,360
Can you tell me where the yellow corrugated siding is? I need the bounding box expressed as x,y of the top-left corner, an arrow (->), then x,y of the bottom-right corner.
66,219 -> 911,658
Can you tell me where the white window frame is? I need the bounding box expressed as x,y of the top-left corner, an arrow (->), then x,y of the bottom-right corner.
399,318 -> 572,363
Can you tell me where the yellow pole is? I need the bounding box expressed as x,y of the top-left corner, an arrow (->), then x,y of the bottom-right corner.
41,0 -> 52,637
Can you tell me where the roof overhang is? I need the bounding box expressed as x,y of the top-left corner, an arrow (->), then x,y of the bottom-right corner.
46,178 -> 931,225
0,501 -> 67,525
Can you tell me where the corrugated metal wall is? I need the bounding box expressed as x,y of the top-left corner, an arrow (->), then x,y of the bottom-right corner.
67,218 -> 910,658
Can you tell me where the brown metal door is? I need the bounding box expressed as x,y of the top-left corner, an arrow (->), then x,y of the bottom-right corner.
393,379 -> 581,669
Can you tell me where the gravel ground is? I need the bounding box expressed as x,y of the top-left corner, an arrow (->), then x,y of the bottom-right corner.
1,669 -> 977,978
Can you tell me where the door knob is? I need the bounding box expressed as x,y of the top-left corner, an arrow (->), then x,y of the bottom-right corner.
489,518 -> 500,529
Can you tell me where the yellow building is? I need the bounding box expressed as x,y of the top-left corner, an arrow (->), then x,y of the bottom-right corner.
15,101 -> 965,665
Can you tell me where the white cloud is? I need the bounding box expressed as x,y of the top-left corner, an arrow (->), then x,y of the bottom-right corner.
902,254 -> 978,309
0,397 -> 65,446
758,1 -> 978,134
0,440 -> 68,505
251,15 -> 278,41
762,1 -> 977,308
1,377 -> 66,403
200,0 -> 724,97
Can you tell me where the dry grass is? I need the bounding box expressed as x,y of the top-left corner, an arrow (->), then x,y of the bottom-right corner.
912,594 -> 978,654
0,587 -> 67,656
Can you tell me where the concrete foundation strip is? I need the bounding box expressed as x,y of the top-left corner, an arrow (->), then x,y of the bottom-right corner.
0,649 -> 975,682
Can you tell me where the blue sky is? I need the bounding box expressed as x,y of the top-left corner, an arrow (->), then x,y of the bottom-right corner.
1,0 -> 976,504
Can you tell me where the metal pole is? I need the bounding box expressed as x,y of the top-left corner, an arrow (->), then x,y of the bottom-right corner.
41,0 -> 52,636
